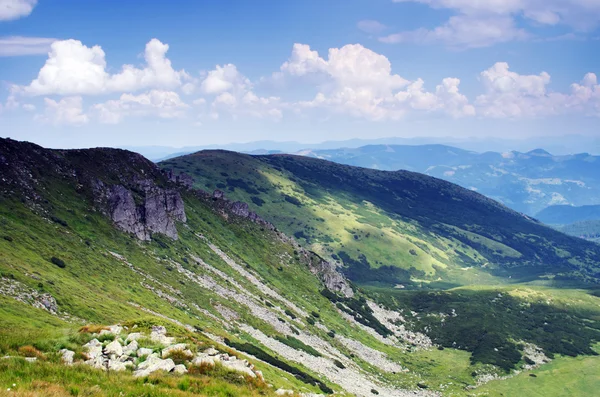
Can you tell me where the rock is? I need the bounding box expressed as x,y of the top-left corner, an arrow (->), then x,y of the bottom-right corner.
150,326 -> 176,346
83,339 -> 103,360
231,201 -> 250,217
192,354 -> 219,366
173,364 -> 188,374
107,325 -> 123,335
25,357 -> 37,363
204,347 -> 219,356
134,356 -> 176,377
126,332 -> 143,342
123,340 -> 138,356
221,360 -> 256,378
106,184 -> 186,241
108,359 -> 128,371
137,348 -> 154,357
104,340 -> 123,356
213,190 -> 224,200
276,390 -> 294,396
60,349 -> 75,365
162,343 -> 191,359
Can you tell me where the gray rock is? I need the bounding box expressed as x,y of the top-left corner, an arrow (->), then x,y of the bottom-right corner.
104,340 -> 123,356
134,356 -> 176,377
83,339 -> 103,360
231,201 -> 250,217
137,348 -> 154,357
126,332 -> 143,342
59,349 -> 75,365
123,340 -> 138,356
173,364 -> 188,374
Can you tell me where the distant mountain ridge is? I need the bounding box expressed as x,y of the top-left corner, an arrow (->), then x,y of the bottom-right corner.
299,144 -> 600,215
536,205 -> 600,225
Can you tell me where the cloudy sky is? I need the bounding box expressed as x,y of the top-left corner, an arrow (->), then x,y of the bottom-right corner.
0,0 -> 599,148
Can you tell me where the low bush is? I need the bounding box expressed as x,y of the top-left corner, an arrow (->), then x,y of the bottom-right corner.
50,257 -> 66,268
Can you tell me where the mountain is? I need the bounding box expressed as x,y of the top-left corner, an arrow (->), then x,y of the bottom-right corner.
558,220 -> 600,243
536,205 -> 600,225
299,144 -> 600,215
160,150 -> 600,286
2,138 -> 600,397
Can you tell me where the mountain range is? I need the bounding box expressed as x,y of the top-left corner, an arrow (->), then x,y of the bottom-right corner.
1,138 -> 599,396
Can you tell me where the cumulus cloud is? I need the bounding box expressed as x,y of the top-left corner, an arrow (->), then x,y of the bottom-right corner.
474,63 -> 600,118
0,0 -> 36,21
36,96 -> 88,126
92,90 -> 189,124
19,38 -> 189,96
281,43 -> 474,119
386,0 -> 600,47
0,36 -> 56,56
200,64 -> 283,120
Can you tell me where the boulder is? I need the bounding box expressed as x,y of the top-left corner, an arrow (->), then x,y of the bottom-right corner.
126,332 -> 143,342
204,347 -> 219,356
134,356 -> 176,377
60,349 -> 75,365
123,340 -> 138,356
104,340 -> 123,356
137,348 -> 154,357
173,364 -> 188,375
108,359 -> 128,371
222,360 -> 256,378
192,354 -> 219,366
83,339 -> 103,360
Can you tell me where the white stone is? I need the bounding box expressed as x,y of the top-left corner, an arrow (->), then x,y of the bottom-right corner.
104,340 -> 123,356
133,356 -> 176,377
123,340 -> 138,356
204,347 -> 219,356
126,332 -> 143,342
108,359 -> 128,371
173,364 -> 188,374
161,343 -> 188,358
137,348 -> 154,357
222,360 -> 256,378
83,339 -> 103,360
60,349 -> 75,365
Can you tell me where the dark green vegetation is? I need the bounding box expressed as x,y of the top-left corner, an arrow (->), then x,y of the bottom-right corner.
161,150 -> 600,286
368,286 -> 600,372
558,220 -> 600,243
2,138 -> 600,396
224,338 -> 333,393
300,145 -> 600,216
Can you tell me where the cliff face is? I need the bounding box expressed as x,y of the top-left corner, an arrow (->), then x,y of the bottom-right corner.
0,138 -> 187,241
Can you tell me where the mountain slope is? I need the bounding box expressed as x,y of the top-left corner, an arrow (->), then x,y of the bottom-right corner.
161,150 -> 600,286
2,138 -> 600,397
301,144 -> 600,215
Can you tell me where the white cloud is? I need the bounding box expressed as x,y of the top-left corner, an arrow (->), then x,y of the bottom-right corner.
0,36 -> 56,56
19,38 -> 189,96
37,96 -> 88,126
200,64 -> 249,94
474,63 -> 600,118
200,64 -> 283,120
357,20 -> 387,34
380,15 -> 528,48
92,90 -> 188,124
282,43 -> 473,120
0,0 -> 36,21
387,0 -> 600,47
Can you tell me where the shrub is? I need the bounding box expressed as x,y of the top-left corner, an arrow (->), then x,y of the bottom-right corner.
97,333 -> 116,343
306,317 -> 316,326
275,335 -> 322,357
327,330 -> 336,338
50,257 -> 66,268
284,309 -> 297,319
165,349 -> 193,365
79,324 -> 109,334
51,216 -> 68,227
18,345 -> 44,359
311,311 -> 320,318
333,359 -> 345,369
2,235 -> 12,242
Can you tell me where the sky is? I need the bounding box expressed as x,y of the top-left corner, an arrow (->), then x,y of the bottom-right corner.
0,0 -> 599,149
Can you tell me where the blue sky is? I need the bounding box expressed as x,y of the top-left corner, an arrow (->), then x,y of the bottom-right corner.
0,0 -> 599,149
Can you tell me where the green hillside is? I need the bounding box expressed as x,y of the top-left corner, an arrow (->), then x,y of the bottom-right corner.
160,150 -> 600,287
1,139 -> 600,397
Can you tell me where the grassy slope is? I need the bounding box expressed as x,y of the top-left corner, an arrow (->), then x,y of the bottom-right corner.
2,141 -> 600,396
160,151 -> 600,287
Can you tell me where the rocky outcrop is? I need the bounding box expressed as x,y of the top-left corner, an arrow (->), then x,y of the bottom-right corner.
164,169 -> 195,189
307,254 -> 354,298
97,180 -> 186,241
